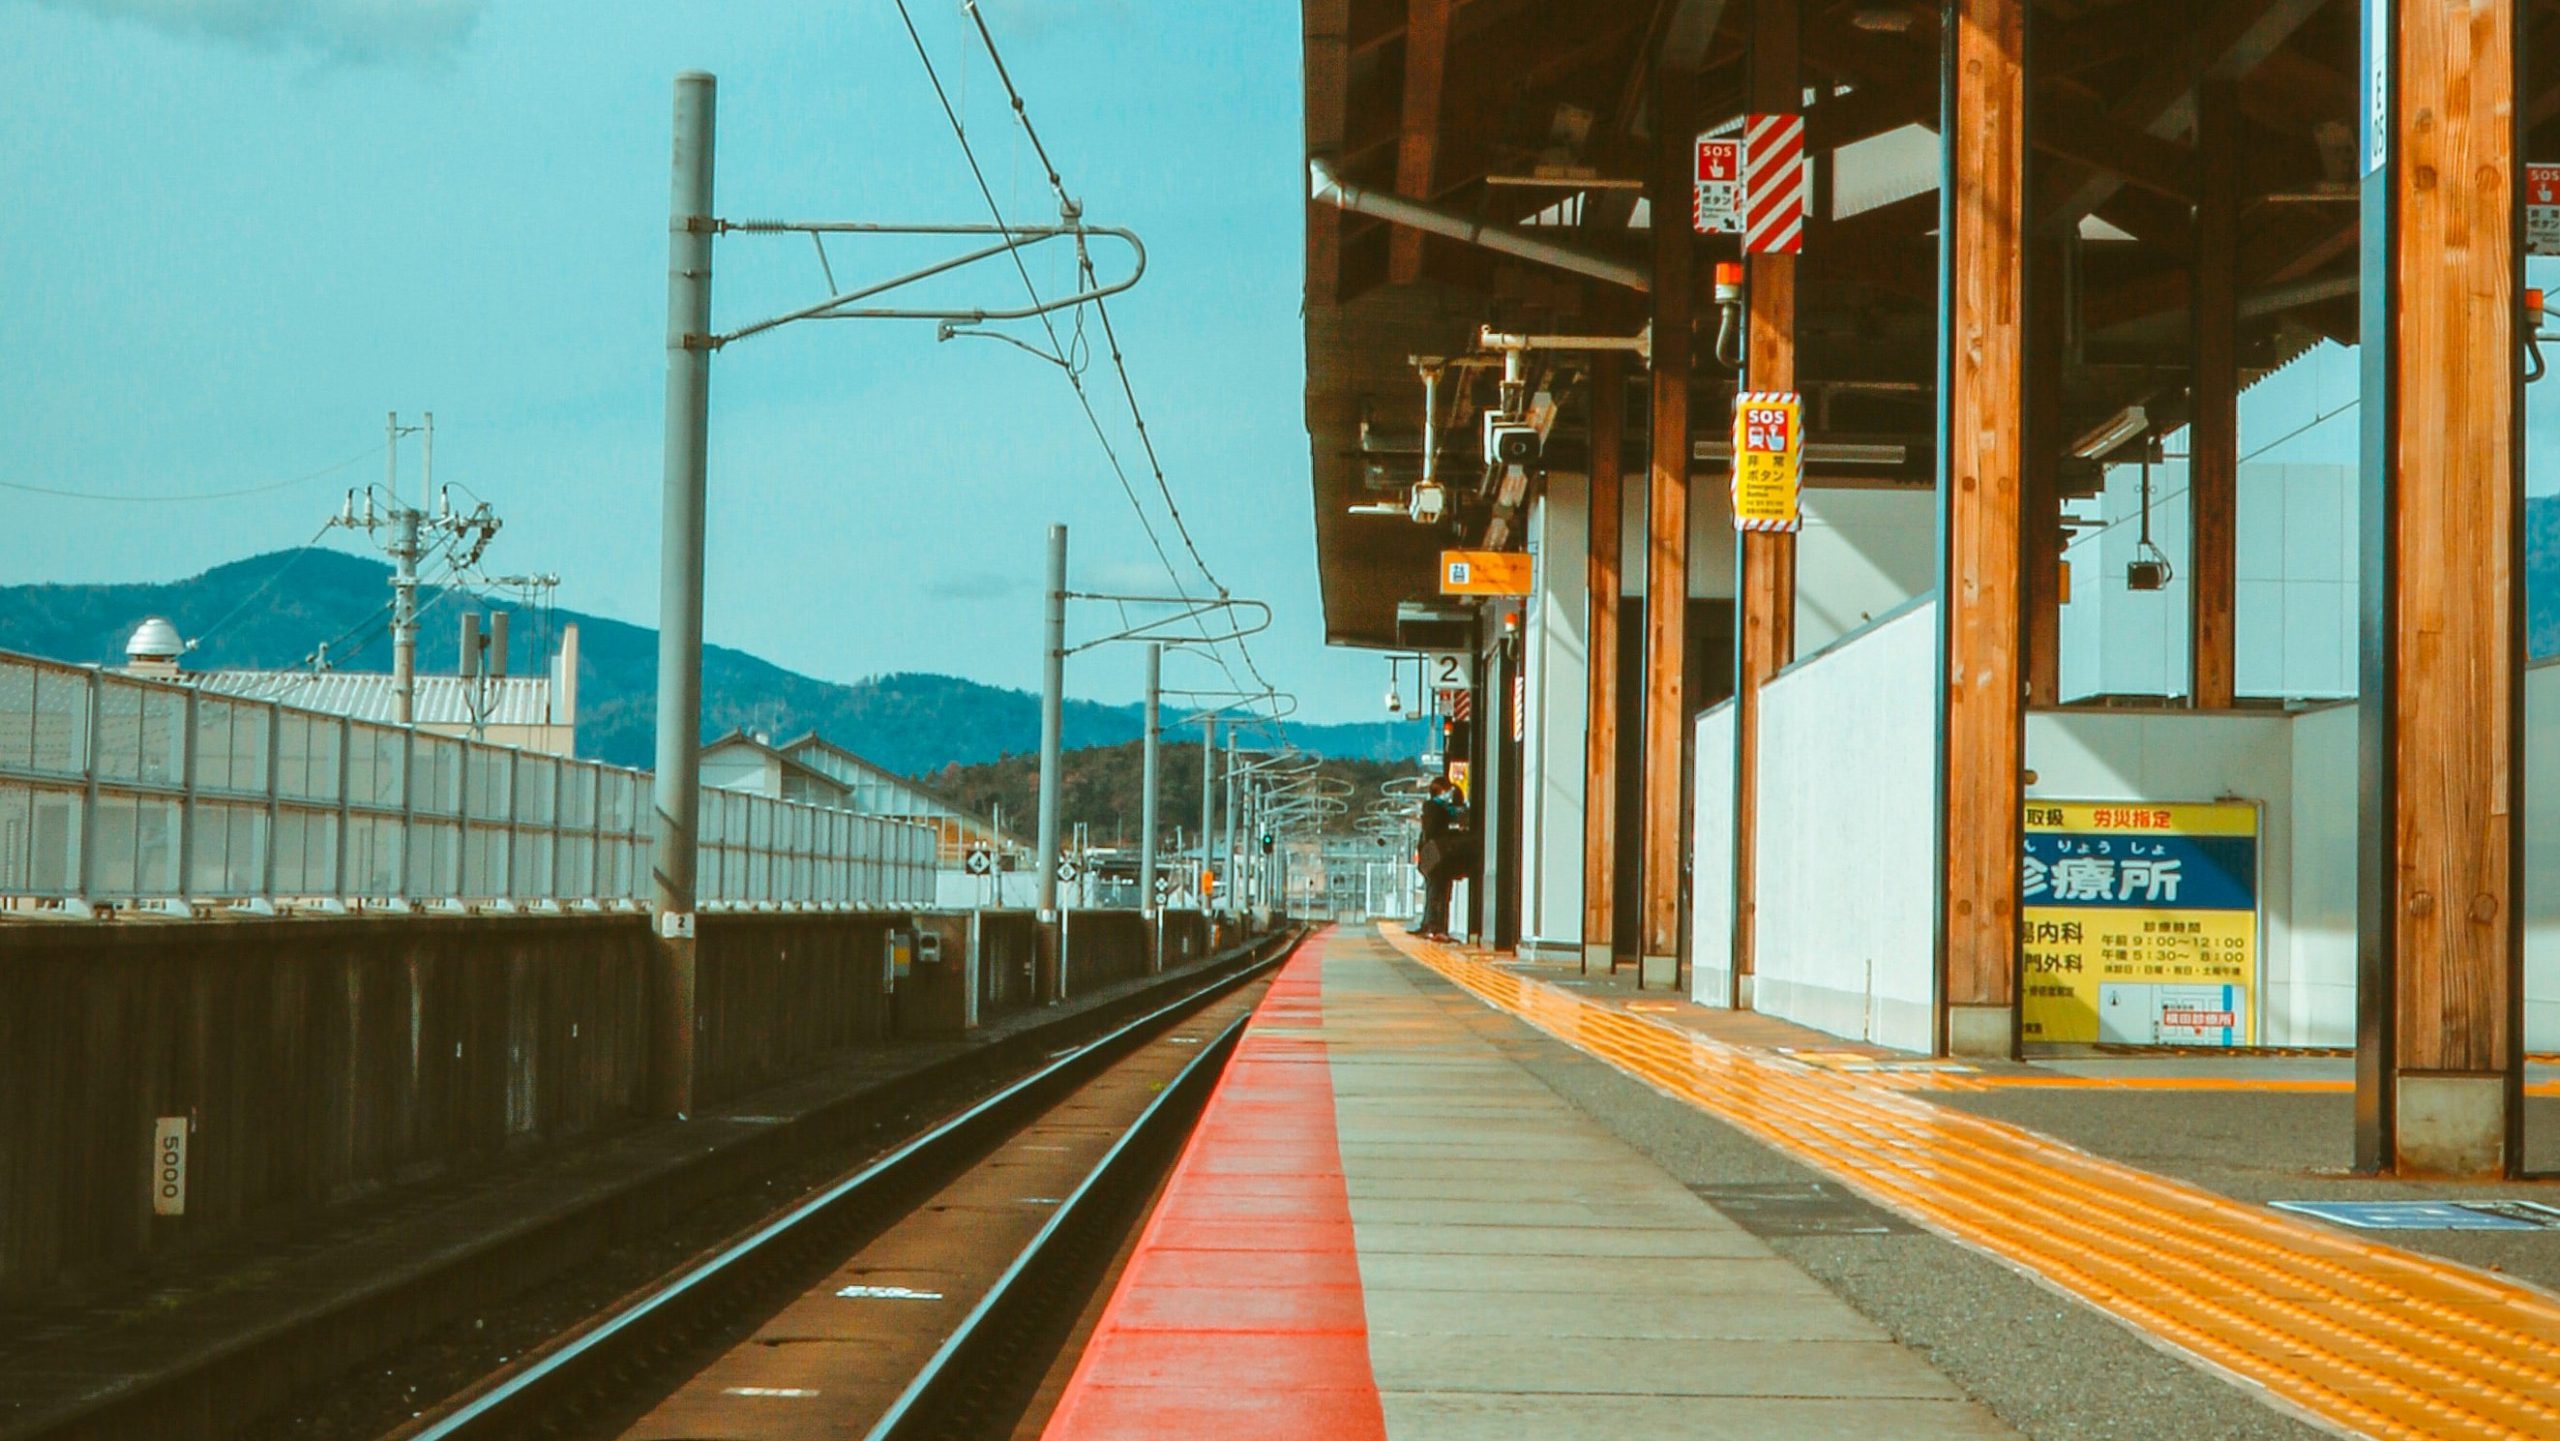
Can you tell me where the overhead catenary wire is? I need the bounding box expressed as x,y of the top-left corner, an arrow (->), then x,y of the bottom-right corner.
959,3 -> 1272,698
189,519 -> 341,651
892,0 -> 1285,734
0,439 -> 383,502
2066,396 -> 2360,549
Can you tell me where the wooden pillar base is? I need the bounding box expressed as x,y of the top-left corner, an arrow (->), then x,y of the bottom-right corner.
1946,1003 -> 2017,1061
1582,941 -> 1615,974
2395,1075 -> 2513,1177
1640,952 -> 1679,989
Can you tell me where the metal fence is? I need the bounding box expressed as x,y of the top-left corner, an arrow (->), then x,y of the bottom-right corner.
0,651 -> 936,912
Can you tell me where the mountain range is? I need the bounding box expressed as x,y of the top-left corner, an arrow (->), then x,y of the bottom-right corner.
0,548 -> 1428,775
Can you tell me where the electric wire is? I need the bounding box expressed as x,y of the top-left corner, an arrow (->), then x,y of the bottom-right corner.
2066,396 -> 2360,548
891,0 -> 1197,610
0,440 -> 383,503
959,2 -> 1278,705
189,520 -> 340,651
893,0 -> 1283,734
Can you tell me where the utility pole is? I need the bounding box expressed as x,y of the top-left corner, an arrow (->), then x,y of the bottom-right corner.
336,412 -> 503,725
1222,729 -> 1240,917
1036,523 -> 1067,916
377,410 -> 428,726
648,70 -> 715,1119
1140,642 -> 1161,916
1200,714 -> 1217,910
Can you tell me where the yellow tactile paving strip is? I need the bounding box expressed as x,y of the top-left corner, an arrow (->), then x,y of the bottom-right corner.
1383,928 -> 2560,1441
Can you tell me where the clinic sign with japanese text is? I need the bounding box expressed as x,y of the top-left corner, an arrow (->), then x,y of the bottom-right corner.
2020,801 -> 2259,1046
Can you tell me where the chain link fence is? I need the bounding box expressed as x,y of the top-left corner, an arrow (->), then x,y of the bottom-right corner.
0,651 -> 935,912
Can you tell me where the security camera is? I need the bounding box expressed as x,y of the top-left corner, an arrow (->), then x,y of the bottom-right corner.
1409,482 -> 1448,524
2126,559 -> 2169,592
1482,413 -> 1540,467
1386,689 -> 1404,714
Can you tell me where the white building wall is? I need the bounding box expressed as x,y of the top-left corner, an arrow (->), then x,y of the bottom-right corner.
1690,700 -> 1736,1007
1793,489 -> 1936,655
1618,473 -> 1738,599
2288,700 -> 2358,1045
1519,487 -> 1589,955
1704,668 -> 2560,1051
2059,461 -> 2356,703
1746,599 -> 1939,1051
2523,664 -> 2560,1049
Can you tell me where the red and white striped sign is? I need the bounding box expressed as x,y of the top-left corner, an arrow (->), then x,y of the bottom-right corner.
1742,113 -> 1807,254
1438,687 -> 1472,723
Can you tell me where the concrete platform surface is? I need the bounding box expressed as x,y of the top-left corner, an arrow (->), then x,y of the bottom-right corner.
1039,927 -> 2020,1441
1402,930 -> 2560,1441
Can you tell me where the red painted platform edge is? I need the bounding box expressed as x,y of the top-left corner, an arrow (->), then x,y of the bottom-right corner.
1040,927 -> 1389,1441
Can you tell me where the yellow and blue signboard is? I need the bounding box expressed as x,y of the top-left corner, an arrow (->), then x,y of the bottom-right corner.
2020,800 -> 2259,1047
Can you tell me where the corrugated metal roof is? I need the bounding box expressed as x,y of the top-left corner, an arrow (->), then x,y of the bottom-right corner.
194,670 -> 564,727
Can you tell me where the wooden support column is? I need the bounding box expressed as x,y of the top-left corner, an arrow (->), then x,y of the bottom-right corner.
1935,0 -> 2029,1059
2355,0 -> 2524,1177
1640,65 -> 1696,989
2189,79 -> 2239,710
1584,353 -> 1625,974
1388,0 -> 1451,285
1731,0 -> 1800,1004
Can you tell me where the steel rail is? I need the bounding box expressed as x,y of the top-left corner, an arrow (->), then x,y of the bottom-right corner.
403,928 -> 1295,1441
862,1008 -> 1249,1441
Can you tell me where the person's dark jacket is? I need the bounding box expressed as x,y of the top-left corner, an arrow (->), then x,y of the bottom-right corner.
1416,794 -> 1473,879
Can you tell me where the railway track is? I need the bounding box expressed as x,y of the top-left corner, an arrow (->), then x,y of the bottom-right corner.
388,931 -> 1293,1441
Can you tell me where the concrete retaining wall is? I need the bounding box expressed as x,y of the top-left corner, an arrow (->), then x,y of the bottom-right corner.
0,915 -> 655,1294
1,902 -> 1244,1294
972,910 -> 1045,1021
693,913 -> 902,1105
1061,909 -> 1151,998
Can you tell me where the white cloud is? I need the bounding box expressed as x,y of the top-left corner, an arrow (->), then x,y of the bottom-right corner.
27,0 -> 485,62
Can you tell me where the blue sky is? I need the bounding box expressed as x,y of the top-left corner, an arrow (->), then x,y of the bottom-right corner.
0,0 -> 1365,717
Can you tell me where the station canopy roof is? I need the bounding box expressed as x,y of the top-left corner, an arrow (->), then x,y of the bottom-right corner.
1299,0 -> 2560,649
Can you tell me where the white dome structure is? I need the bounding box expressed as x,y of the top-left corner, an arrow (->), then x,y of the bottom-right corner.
124,616 -> 185,676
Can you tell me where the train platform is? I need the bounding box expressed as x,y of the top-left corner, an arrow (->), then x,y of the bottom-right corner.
1042,925 -> 2560,1441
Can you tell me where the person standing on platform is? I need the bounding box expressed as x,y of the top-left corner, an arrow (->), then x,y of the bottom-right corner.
1415,776 -> 1471,941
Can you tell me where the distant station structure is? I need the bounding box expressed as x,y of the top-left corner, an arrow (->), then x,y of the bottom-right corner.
701,729 -> 1015,866
121,615 -> 582,759
1300,0 -> 2559,1175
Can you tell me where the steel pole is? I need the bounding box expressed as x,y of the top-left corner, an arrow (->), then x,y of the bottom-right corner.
647,71 -> 714,1118
1221,732 -> 1239,917
1140,643 -> 1161,914
1036,523 -> 1067,916
1199,715 -> 1216,909
391,506 -> 421,727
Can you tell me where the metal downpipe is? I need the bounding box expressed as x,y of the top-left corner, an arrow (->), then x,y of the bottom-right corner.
1309,158 -> 1651,294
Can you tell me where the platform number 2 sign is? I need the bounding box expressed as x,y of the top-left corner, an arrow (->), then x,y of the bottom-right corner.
1426,651 -> 1473,691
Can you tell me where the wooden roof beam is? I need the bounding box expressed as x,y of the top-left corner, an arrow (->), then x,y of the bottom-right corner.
2037,83 -> 2196,205
1308,0 -> 1353,309
2044,0 -> 2329,227
1802,23 -> 2198,241
1390,0 -> 1454,283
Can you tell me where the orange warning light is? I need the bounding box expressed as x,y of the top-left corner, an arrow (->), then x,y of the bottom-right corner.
2529,287 -> 2546,319
1714,261 -> 1744,285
